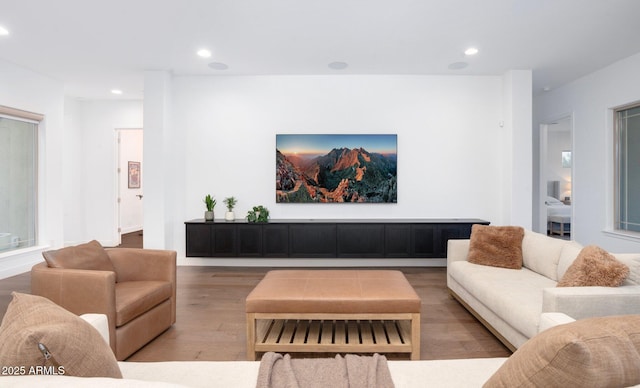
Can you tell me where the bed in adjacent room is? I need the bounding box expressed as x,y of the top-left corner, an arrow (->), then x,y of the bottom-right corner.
546,196 -> 571,236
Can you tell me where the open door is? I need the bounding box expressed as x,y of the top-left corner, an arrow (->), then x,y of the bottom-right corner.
539,116 -> 572,238
116,129 -> 143,245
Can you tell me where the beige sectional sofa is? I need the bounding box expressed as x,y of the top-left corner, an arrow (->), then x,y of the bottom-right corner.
447,229 -> 640,350
3,358 -> 509,387
7,312 -> 639,387
3,290 -> 640,386
1,313 -> 508,387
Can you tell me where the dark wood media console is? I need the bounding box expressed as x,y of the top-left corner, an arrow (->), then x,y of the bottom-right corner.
185,219 -> 489,259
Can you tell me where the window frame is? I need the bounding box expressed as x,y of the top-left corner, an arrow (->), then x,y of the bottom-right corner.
0,105 -> 43,253
614,101 -> 640,235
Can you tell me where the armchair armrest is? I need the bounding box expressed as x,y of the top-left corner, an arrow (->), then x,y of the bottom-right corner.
106,248 -> 176,283
542,285 -> 640,319
31,262 -> 117,350
447,239 -> 470,265
107,248 -> 177,324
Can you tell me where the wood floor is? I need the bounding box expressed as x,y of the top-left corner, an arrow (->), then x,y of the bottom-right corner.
0,265 -> 511,362
114,230 -> 145,248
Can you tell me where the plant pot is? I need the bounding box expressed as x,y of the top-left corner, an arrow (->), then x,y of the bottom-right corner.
225,211 -> 235,221
204,211 -> 214,221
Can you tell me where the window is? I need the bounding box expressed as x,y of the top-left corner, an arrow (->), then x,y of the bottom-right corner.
615,103 -> 640,233
0,106 -> 41,252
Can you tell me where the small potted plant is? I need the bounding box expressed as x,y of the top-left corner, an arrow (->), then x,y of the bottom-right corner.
246,205 -> 269,223
203,194 -> 216,221
223,196 -> 237,221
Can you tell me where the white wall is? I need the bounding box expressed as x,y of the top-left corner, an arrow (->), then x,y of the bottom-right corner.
143,71 -> 176,250
534,51 -> 640,252
179,75 -> 505,220
66,100 -> 143,247
0,59 -> 65,278
142,73 -> 532,263
0,67 -> 534,276
0,66 -> 142,277
63,97 -> 85,245
502,70 -> 533,228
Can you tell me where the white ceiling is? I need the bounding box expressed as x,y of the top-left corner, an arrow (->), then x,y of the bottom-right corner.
2,0 -> 640,100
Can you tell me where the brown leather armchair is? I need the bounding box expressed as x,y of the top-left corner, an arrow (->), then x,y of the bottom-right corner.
31,243 -> 176,360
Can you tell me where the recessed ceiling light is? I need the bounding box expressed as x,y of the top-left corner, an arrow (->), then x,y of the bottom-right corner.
0,25 -> 9,36
111,89 -> 123,95
197,49 -> 212,58
328,61 -> 348,70
208,62 -> 228,70
464,47 -> 479,56
448,62 -> 468,70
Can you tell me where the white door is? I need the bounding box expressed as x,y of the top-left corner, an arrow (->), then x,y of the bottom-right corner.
117,129 -> 144,240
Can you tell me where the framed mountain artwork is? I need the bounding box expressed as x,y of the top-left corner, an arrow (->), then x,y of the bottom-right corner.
276,134 -> 397,203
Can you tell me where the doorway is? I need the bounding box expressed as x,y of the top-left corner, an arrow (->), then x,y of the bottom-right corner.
116,128 -> 143,246
539,116 -> 573,238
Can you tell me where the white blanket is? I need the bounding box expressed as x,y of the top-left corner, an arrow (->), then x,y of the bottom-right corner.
547,203 -> 570,217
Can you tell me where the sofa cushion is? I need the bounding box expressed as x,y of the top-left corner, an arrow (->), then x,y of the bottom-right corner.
0,375 -> 188,387
448,261 -> 556,339
615,253 -> 640,285
115,281 -> 173,326
0,292 -> 122,378
556,241 -> 583,280
467,225 -> 525,269
484,315 -> 640,388
521,230 -> 568,281
43,240 -> 116,273
557,245 -> 629,287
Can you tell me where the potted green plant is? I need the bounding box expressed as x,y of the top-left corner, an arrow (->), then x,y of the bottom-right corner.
223,196 -> 237,221
246,205 -> 269,223
203,194 -> 216,221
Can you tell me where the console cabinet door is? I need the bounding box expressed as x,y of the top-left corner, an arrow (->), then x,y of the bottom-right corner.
439,224 -> 473,257
212,224 -> 236,257
337,224 -> 384,257
385,224 -> 412,257
263,224 -> 289,257
411,224 -> 437,257
289,224 -> 336,257
237,224 -> 262,257
186,224 -> 212,257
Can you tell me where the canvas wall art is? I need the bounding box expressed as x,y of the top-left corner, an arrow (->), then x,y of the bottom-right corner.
276,134 -> 397,203
128,161 -> 141,188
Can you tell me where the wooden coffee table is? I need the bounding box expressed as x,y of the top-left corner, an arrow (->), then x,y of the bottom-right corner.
245,270 -> 421,360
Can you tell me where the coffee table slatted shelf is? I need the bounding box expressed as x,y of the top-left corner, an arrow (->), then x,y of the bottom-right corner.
254,317 -> 414,355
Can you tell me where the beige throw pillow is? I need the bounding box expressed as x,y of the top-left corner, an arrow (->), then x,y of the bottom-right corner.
42,240 -> 115,272
467,225 -> 525,269
557,245 -> 629,287
0,292 -> 122,378
484,315 -> 640,388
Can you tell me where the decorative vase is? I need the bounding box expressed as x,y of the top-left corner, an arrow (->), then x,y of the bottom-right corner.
204,211 -> 214,221
225,211 -> 235,221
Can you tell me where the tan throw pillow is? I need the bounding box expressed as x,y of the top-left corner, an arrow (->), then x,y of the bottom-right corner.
42,240 -> 115,272
0,292 -> 122,378
467,225 -> 525,269
484,315 -> 640,388
557,245 -> 629,287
